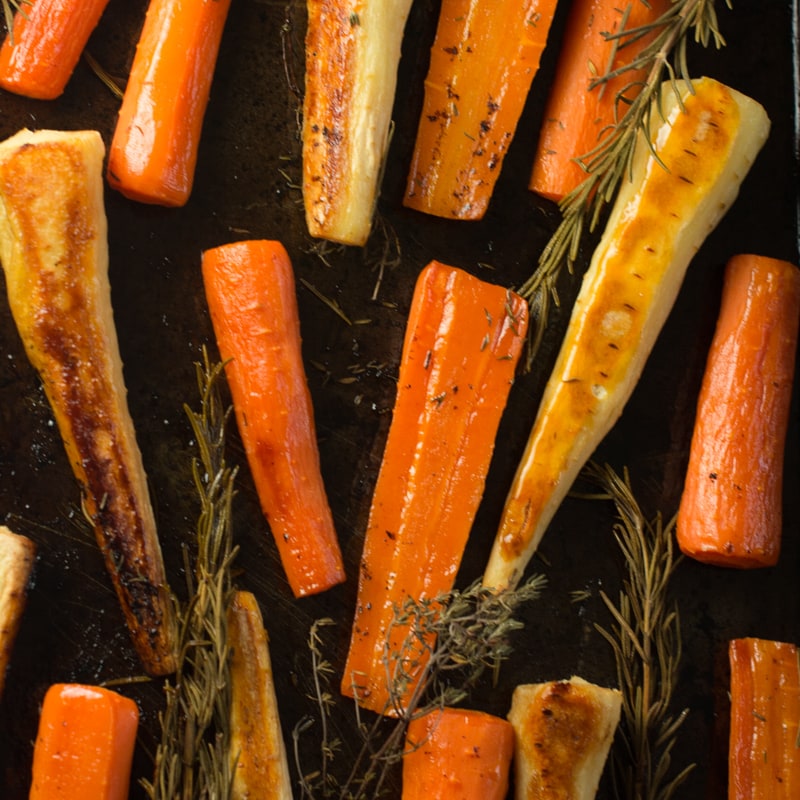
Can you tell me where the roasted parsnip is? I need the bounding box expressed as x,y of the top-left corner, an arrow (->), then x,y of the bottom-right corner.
483,77 -> 771,591
302,0 -> 414,246
0,128 -> 178,676
508,676 -> 622,799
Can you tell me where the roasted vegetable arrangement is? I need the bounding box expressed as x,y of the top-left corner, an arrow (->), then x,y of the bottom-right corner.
0,1 -> 797,799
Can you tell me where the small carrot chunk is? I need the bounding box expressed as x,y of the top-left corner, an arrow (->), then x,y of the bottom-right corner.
30,683 -> 139,800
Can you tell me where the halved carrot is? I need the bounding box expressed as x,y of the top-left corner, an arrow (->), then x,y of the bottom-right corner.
676,254 -> 800,568
402,707 -> 514,799
0,0 -> 111,100
201,239 -> 345,598
30,683 -> 139,800
482,77 -> 770,592
341,261 -> 528,715
403,0 -> 559,220
728,638 -> 800,799
529,0 -> 672,203
106,0 -> 232,207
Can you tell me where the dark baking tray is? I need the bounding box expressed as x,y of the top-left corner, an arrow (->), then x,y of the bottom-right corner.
0,0 -> 798,796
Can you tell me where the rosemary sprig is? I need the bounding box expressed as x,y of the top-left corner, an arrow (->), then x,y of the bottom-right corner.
1,0 -> 29,40
141,353 -> 239,800
520,0 -> 729,359
587,462 -> 693,800
295,575 -> 546,799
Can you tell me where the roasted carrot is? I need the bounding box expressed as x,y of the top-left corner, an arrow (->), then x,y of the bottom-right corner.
529,0 -> 671,203
106,0 -> 232,207
482,77 -> 771,592
30,683 -> 139,799
403,0 -> 559,220
302,0 -> 414,245
341,261 -> 528,715
728,637 -> 800,799
402,707 -> 514,799
201,240 -> 345,598
676,254 -> 800,568
0,0 -> 111,100
0,128 -> 178,675
227,590 -> 293,800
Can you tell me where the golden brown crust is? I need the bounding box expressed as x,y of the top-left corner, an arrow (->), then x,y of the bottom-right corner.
0,129 -> 177,675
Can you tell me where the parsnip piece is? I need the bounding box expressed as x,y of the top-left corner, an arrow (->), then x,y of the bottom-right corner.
0,525 -> 35,697
0,128 -> 178,675
302,0 -> 413,246
227,591 -> 292,800
508,676 -> 622,800
483,76 -> 771,591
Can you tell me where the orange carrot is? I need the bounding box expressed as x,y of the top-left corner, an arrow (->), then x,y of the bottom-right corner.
30,683 -> 139,800
402,707 -> 514,799
728,638 -> 800,799
106,0 -> 232,206
403,0 -> 559,220
341,261 -> 528,715
0,0 -> 111,100
676,254 -> 800,568
201,240 -> 345,598
529,0 -> 672,203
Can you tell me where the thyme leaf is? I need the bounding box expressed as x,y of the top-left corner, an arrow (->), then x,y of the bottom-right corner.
521,0 -> 729,361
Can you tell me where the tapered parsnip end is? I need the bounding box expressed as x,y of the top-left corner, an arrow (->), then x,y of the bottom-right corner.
302,0 -> 413,246
0,128 -> 178,676
483,77 -> 770,592
227,591 -> 293,800
508,676 -> 621,800
0,526 -> 36,698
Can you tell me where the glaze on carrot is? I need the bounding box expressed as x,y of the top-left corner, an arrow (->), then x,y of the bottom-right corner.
676,255 -> 800,568
201,240 -> 345,598
728,638 -> 800,799
402,707 -> 514,799
341,261 -> 528,715
107,0 -> 232,206
529,0 -> 672,203
30,683 -> 139,800
0,0 -> 111,100
403,0 -> 559,220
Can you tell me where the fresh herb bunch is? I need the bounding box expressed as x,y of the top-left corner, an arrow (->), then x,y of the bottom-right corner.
142,354 -> 239,800
295,575 -> 546,799
522,0 -> 729,359
587,462 -> 693,800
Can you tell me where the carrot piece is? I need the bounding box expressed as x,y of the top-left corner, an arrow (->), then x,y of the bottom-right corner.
0,0 -> 111,100
402,707 -> 514,799
341,261 -> 528,715
529,0 -> 672,203
30,683 -> 139,800
201,240 -> 345,597
403,0 -> 559,220
728,638 -> 800,799
676,255 -> 800,568
106,0 -> 232,207
482,77 -> 770,592
302,0 -> 414,246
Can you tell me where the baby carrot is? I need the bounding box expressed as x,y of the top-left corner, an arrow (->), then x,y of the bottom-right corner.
676,254 -> 800,568
107,0 -> 232,207
403,0 -> 559,220
402,707 -> 514,799
0,0 -> 111,100
529,0 -> 672,203
30,683 -> 139,800
201,240 -> 345,598
728,638 -> 800,799
341,261 -> 528,715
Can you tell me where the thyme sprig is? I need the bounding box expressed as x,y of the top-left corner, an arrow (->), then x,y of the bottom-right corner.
142,353 -> 239,800
587,462 -> 693,800
521,0 -> 728,359
295,575 -> 546,799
